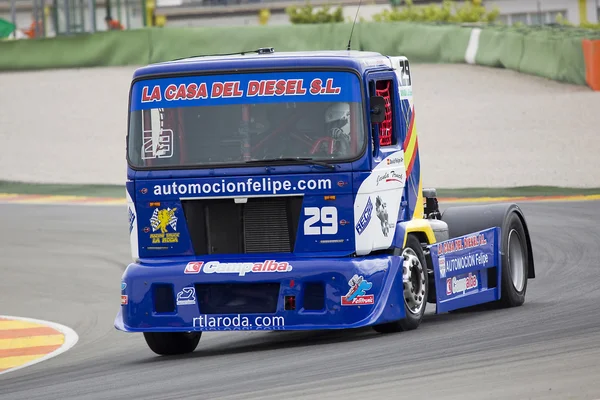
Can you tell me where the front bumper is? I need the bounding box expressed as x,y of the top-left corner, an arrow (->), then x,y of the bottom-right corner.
114,255 -> 407,332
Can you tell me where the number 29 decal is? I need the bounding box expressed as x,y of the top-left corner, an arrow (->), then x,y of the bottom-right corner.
303,206 -> 338,235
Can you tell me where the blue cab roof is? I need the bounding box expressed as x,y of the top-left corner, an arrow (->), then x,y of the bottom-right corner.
132,50 -> 395,79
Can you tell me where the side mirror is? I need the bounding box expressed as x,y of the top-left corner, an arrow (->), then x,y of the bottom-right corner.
370,96 -> 386,124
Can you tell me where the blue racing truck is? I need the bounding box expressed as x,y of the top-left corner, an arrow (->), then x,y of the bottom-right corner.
115,48 -> 535,355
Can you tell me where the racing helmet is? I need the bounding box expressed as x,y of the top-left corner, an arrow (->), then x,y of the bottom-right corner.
325,102 -> 350,140
247,105 -> 270,135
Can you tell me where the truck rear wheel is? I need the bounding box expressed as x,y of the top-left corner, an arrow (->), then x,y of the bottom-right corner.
498,212 -> 529,307
143,331 -> 202,356
373,234 -> 428,333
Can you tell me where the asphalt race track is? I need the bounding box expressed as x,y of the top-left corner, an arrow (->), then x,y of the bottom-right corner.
1,200 -> 599,400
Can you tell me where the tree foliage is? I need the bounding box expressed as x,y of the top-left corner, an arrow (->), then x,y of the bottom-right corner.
372,0 -> 500,23
555,13 -> 600,30
286,3 -> 344,24
258,8 -> 271,25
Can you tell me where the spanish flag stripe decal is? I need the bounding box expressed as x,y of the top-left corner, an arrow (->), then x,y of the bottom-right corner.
406,137 -> 419,178
403,109 -> 415,150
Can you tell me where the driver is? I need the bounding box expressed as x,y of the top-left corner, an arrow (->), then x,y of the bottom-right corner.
324,102 -> 352,156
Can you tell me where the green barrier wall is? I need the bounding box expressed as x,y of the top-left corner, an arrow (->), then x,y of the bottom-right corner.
147,23 -> 362,63
0,29 -> 151,70
0,22 -> 471,69
475,26 -> 595,86
520,33 -> 585,85
357,22 -> 471,63
0,21 -> 598,89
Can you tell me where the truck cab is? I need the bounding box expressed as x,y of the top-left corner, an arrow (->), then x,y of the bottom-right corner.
126,49 -> 432,262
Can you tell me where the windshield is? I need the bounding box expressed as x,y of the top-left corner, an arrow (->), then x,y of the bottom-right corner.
127,71 -> 365,169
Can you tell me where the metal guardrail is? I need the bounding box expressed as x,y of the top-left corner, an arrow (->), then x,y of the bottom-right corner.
0,0 -> 132,12
155,0 -> 440,5
2,0 -> 141,38
154,0 -> 442,18
158,0 -> 386,18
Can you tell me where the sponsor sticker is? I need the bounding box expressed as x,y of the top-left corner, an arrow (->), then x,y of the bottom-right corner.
400,88 -> 412,97
176,287 -> 196,306
442,252 -> 489,275
150,177 -> 333,197
438,256 -> 446,278
355,197 -> 373,235
139,78 -> 342,105
386,156 -> 404,166
149,207 -> 180,244
142,128 -> 174,160
445,279 -> 452,296
121,295 -> 128,305
193,314 -> 285,330
341,274 -> 374,306
184,262 -> 204,274
375,170 -> 404,186
437,233 -> 488,256
131,73 -> 362,116
446,273 -> 478,296
375,196 -> 393,237
200,260 -> 293,277
121,282 -> 127,291
128,207 -> 135,234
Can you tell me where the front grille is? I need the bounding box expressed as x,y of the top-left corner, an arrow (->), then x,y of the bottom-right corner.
181,196 -> 302,255
243,199 -> 292,253
195,283 -> 280,314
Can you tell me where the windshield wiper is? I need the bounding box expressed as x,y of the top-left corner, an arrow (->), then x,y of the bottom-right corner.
245,157 -> 336,170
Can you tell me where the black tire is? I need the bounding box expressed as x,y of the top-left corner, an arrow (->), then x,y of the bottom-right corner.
498,212 -> 529,308
143,331 -> 202,356
373,234 -> 428,333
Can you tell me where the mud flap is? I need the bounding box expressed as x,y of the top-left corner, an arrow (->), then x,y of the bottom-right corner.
427,227 -> 502,314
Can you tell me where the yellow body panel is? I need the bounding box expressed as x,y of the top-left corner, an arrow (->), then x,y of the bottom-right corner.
402,219 -> 437,248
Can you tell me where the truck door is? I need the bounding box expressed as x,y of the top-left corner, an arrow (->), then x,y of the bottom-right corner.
367,62 -> 419,225
367,71 -> 408,221
353,71 -> 408,255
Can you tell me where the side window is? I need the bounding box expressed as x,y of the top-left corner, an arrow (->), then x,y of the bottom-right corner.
374,79 -> 395,147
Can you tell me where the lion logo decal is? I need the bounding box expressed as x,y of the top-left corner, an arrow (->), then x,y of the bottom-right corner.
150,207 -> 178,234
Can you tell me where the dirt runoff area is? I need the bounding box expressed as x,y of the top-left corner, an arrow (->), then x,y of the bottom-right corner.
0,63 -> 599,188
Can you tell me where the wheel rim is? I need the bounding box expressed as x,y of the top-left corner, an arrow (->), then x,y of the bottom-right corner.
507,228 -> 525,292
402,248 -> 426,315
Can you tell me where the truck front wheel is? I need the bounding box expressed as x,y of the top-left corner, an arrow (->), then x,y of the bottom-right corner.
143,331 -> 202,356
373,234 -> 428,333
